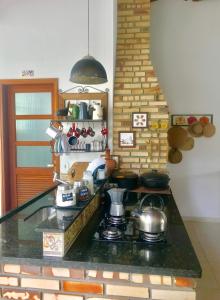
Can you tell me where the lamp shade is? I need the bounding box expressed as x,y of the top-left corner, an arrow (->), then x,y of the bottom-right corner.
70,55 -> 108,84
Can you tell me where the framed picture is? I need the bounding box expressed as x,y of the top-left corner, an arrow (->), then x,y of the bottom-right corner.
171,114 -> 213,126
119,132 -> 136,148
132,112 -> 148,128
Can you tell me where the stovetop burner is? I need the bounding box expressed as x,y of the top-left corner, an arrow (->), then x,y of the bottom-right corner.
94,214 -> 168,246
139,231 -> 166,243
107,215 -> 126,226
102,227 -> 123,240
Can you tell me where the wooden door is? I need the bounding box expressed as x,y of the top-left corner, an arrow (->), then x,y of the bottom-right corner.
0,79 -> 59,212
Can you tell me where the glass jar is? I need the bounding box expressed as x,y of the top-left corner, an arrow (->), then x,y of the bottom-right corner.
73,181 -> 81,201
83,170 -> 94,195
78,180 -> 90,202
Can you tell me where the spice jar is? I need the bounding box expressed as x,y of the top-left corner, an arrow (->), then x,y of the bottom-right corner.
78,180 -> 90,202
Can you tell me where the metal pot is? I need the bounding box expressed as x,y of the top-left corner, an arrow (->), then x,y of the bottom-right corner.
140,170 -> 170,189
132,194 -> 167,234
111,171 -> 139,190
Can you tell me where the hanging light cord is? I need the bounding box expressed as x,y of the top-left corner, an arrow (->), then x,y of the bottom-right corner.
88,0 -> 90,55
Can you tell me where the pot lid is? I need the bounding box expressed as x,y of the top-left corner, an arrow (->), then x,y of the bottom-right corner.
141,170 -> 169,181
113,171 -> 138,179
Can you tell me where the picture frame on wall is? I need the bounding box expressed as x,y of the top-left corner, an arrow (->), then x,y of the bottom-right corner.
119,131 -> 136,148
132,112 -> 148,128
171,114 -> 213,126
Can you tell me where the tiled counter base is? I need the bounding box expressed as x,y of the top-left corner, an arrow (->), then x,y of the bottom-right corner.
0,264 -> 197,300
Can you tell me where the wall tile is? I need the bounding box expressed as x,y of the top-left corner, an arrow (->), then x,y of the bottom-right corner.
69,269 -> 84,280
151,289 -> 196,300
43,267 -> 70,278
63,281 -> 103,295
118,273 -> 129,280
106,284 -> 149,298
21,265 -> 41,276
2,288 -> 41,300
174,277 -> 196,288
87,270 -> 97,278
21,278 -> 59,290
0,276 -> 18,286
43,293 -> 83,300
102,271 -> 114,279
131,273 -> 144,283
3,265 -> 20,274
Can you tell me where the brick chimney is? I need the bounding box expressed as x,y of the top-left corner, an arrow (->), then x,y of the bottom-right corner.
113,0 -> 169,174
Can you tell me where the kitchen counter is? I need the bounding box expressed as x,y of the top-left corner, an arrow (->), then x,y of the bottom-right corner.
0,185 -> 201,278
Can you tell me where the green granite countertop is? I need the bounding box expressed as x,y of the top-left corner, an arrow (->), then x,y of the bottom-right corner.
0,186 -> 202,278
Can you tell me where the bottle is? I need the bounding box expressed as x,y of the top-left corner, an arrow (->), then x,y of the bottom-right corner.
78,180 -> 90,201
83,170 -> 94,195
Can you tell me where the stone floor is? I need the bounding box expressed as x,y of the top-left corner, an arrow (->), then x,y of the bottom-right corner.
184,220 -> 220,300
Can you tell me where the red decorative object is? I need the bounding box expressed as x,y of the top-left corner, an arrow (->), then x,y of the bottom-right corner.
187,116 -> 197,125
199,116 -> 209,124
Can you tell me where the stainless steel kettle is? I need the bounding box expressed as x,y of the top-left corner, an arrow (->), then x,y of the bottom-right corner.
132,194 -> 167,234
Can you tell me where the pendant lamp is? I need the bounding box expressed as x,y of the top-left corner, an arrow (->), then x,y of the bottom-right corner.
70,0 -> 108,84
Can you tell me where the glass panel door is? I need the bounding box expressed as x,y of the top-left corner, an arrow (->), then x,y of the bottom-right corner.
15,92 -> 52,115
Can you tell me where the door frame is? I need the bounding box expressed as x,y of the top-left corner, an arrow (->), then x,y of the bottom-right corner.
0,78 -> 59,214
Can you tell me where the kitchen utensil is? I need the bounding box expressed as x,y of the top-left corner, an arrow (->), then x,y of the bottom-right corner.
87,126 -> 95,137
92,103 -> 103,120
67,162 -> 89,183
70,104 -> 79,120
107,188 -> 126,217
168,148 -> 183,164
85,143 -> 91,152
79,102 -> 88,120
88,104 -> 95,119
132,194 -> 167,234
101,127 -> 108,136
140,170 -> 170,189
61,134 -> 70,152
56,101 -> 70,117
168,126 -> 188,148
203,123 -> 216,137
68,135 -> 78,146
111,171 -> 139,190
81,127 -> 88,138
46,121 -> 63,139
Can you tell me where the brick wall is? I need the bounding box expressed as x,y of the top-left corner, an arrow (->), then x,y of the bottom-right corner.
0,264 -> 197,300
113,0 -> 169,173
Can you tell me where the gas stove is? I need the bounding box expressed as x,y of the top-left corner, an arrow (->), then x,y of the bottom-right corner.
93,212 -> 167,245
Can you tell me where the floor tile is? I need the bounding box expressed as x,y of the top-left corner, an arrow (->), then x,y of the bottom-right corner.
191,222 -> 220,262
208,261 -> 220,286
184,221 -> 208,263
196,263 -> 219,289
196,288 -> 220,300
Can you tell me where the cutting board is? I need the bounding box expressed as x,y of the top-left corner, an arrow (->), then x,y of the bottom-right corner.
67,162 -> 89,182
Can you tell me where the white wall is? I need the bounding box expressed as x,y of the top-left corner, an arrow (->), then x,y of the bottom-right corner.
0,0 -> 116,174
150,0 -> 220,219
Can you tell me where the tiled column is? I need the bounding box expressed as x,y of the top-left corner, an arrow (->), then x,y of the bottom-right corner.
113,0 -> 169,173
